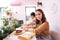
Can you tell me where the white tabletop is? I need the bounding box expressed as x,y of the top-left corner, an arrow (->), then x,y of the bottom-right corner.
3,33 -> 37,40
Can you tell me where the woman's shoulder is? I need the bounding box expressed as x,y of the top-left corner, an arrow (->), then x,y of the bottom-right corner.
41,20 -> 49,27
43,20 -> 49,24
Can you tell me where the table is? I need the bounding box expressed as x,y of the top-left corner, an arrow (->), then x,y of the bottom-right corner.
3,31 -> 37,40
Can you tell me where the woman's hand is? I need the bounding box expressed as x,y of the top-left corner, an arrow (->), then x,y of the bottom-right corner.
21,24 -> 34,32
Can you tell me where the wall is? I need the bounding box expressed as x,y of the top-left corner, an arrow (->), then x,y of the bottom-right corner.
0,0 -> 60,32
39,0 -> 60,32
0,0 -> 38,24
9,0 -> 38,24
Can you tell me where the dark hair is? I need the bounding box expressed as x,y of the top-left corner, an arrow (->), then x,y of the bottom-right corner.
36,18 -> 40,24
31,12 -> 35,17
36,9 -> 46,23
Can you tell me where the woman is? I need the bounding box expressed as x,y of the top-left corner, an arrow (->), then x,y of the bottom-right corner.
35,9 -> 51,40
23,9 -> 51,40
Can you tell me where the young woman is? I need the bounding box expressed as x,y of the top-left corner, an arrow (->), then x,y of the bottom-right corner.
35,9 -> 51,40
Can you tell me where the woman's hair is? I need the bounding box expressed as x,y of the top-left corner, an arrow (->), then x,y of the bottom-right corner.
36,18 -> 40,24
36,9 -> 46,23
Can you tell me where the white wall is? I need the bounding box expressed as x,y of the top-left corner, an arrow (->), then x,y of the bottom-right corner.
39,0 -> 60,32
10,0 -> 38,24
0,0 -> 38,24
0,0 -> 60,32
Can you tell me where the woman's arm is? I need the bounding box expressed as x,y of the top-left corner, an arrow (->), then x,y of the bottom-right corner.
35,21 -> 49,35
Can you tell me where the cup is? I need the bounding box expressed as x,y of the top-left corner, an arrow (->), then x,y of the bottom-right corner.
16,28 -> 23,33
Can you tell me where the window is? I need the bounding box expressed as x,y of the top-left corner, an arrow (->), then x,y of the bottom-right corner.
25,6 -> 36,23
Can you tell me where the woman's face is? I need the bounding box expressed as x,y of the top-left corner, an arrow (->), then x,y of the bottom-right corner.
36,11 -> 42,21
